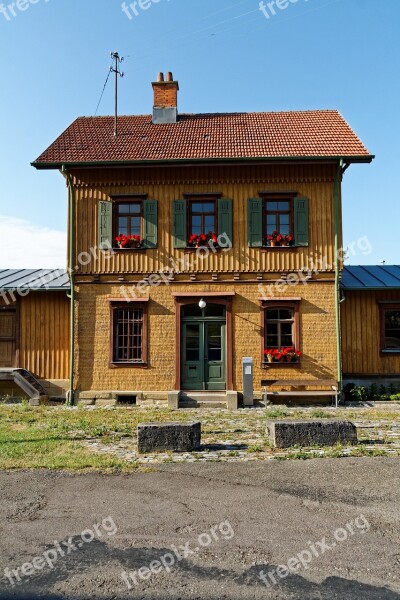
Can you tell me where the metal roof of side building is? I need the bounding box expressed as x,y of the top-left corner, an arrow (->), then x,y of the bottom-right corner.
342,266 -> 400,290
0,269 -> 70,291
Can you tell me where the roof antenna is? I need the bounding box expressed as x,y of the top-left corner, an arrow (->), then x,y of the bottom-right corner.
111,51 -> 124,137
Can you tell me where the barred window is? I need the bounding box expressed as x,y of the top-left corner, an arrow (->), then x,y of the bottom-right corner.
111,302 -> 148,366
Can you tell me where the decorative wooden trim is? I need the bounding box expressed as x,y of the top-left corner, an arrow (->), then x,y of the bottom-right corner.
172,292 -> 236,298
343,373 -> 400,379
260,247 -> 298,252
174,295 -> 234,392
108,297 -> 149,303
262,362 -> 301,369
112,248 -> 147,253
259,297 -> 301,303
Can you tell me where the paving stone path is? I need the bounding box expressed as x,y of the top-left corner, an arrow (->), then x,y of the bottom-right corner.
83,403 -> 400,465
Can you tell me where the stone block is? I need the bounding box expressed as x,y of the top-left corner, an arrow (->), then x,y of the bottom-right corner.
168,391 -> 180,409
226,391 -> 239,411
138,421 -> 201,453
266,420 -> 357,449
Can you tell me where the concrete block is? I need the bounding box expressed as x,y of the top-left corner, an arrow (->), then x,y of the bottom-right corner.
138,421 -> 201,453
168,391 -> 180,409
266,420 -> 357,449
226,391 -> 239,411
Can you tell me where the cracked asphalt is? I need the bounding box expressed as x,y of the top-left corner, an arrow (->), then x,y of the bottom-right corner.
0,458 -> 400,599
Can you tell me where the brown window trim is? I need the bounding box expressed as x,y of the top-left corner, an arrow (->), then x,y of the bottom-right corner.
109,299 -> 148,368
379,302 -> 400,355
111,195 -> 148,249
260,299 -> 301,368
260,192 -> 296,248
184,194 -> 221,247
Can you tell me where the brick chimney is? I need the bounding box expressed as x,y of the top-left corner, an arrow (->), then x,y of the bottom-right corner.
152,72 -> 179,124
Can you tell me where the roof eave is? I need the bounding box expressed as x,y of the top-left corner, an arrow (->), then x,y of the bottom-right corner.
31,155 -> 375,170
341,286 -> 400,291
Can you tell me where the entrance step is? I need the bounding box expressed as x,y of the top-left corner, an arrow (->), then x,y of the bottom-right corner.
180,392 -> 227,409
168,391 -> 239,410
0,368 -> 48,404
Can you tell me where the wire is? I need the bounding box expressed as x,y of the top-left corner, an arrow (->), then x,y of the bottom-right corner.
94,65 -> 112,116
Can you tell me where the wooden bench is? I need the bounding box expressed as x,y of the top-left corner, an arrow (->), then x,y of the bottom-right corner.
261,379 -> 339,407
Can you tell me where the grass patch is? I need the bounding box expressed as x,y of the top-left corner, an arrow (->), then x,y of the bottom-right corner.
309,409 -> 332,419
265,407 -> 290,419
0,405 -> 180,471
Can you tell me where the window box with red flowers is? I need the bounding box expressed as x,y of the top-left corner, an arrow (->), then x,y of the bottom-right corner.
115,234 -> 144,249
266,231 -> 294,247
263,347 -> 301,366
187,231 -> 219,249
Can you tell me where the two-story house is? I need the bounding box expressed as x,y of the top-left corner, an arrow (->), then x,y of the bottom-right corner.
32,72 -> 375,407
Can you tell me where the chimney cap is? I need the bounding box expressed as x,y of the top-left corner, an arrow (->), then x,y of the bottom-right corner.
157,72 -> 164,82
166,71 -> 174,82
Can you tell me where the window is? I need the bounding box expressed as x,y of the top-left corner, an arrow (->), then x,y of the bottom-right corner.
115,202 -> 142,238
260,300 -> 301,366
110,302 -> 148,366
97,197 -> 158,250
247,196 -> 309,248
380,304 -> 400,352
265,200 -> 292,237
263,195 -> 294,246
189,200 -> 217,235
265,307 -> 295,348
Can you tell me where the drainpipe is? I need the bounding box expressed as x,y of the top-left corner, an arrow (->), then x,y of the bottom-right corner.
62,165 -> 75,406
334,159 -> 345,404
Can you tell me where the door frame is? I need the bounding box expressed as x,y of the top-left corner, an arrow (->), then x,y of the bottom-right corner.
173,292 -> 234,391
0,302 -> 20,368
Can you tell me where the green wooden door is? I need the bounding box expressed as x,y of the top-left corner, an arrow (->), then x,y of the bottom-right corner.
181,305 -> 226,391
204,322 -> 226,391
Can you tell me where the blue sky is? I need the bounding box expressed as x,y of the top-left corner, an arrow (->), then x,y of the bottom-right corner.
0,0 -> 398,267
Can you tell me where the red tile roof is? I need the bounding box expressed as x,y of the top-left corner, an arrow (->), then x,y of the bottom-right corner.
32,111 -> 373,167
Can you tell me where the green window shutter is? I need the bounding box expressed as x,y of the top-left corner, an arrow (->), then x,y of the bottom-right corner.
248,198 -> 263,247
218,198 -> 233,247
294,197 -> 309,246
173,200 -> 187,248
98,201 -> 113,250
143,200 -> 158,249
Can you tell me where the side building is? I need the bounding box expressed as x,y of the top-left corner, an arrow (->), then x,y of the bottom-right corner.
0,270 -> 70,401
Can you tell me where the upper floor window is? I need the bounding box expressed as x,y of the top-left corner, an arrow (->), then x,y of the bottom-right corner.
248,195 -> 309,248
265,198 -> 293,246
189,200 -> 217,235
114,201 -> 143,247
380,304 -> 400,352
98,197 -> 158,251
172,196 -> 232,249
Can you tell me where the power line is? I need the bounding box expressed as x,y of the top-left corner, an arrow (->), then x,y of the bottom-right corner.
94,64 -> 113,116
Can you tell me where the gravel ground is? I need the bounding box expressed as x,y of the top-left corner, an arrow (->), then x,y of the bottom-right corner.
1,458 -> 400,599
83,404 -> 400,464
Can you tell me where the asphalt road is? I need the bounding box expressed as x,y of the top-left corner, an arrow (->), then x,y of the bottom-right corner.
0,458 -> 400,599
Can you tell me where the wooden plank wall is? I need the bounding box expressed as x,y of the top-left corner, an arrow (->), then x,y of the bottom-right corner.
341,290 -> 400,376
70,163 -> 340,276
19,292 -> 70,380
